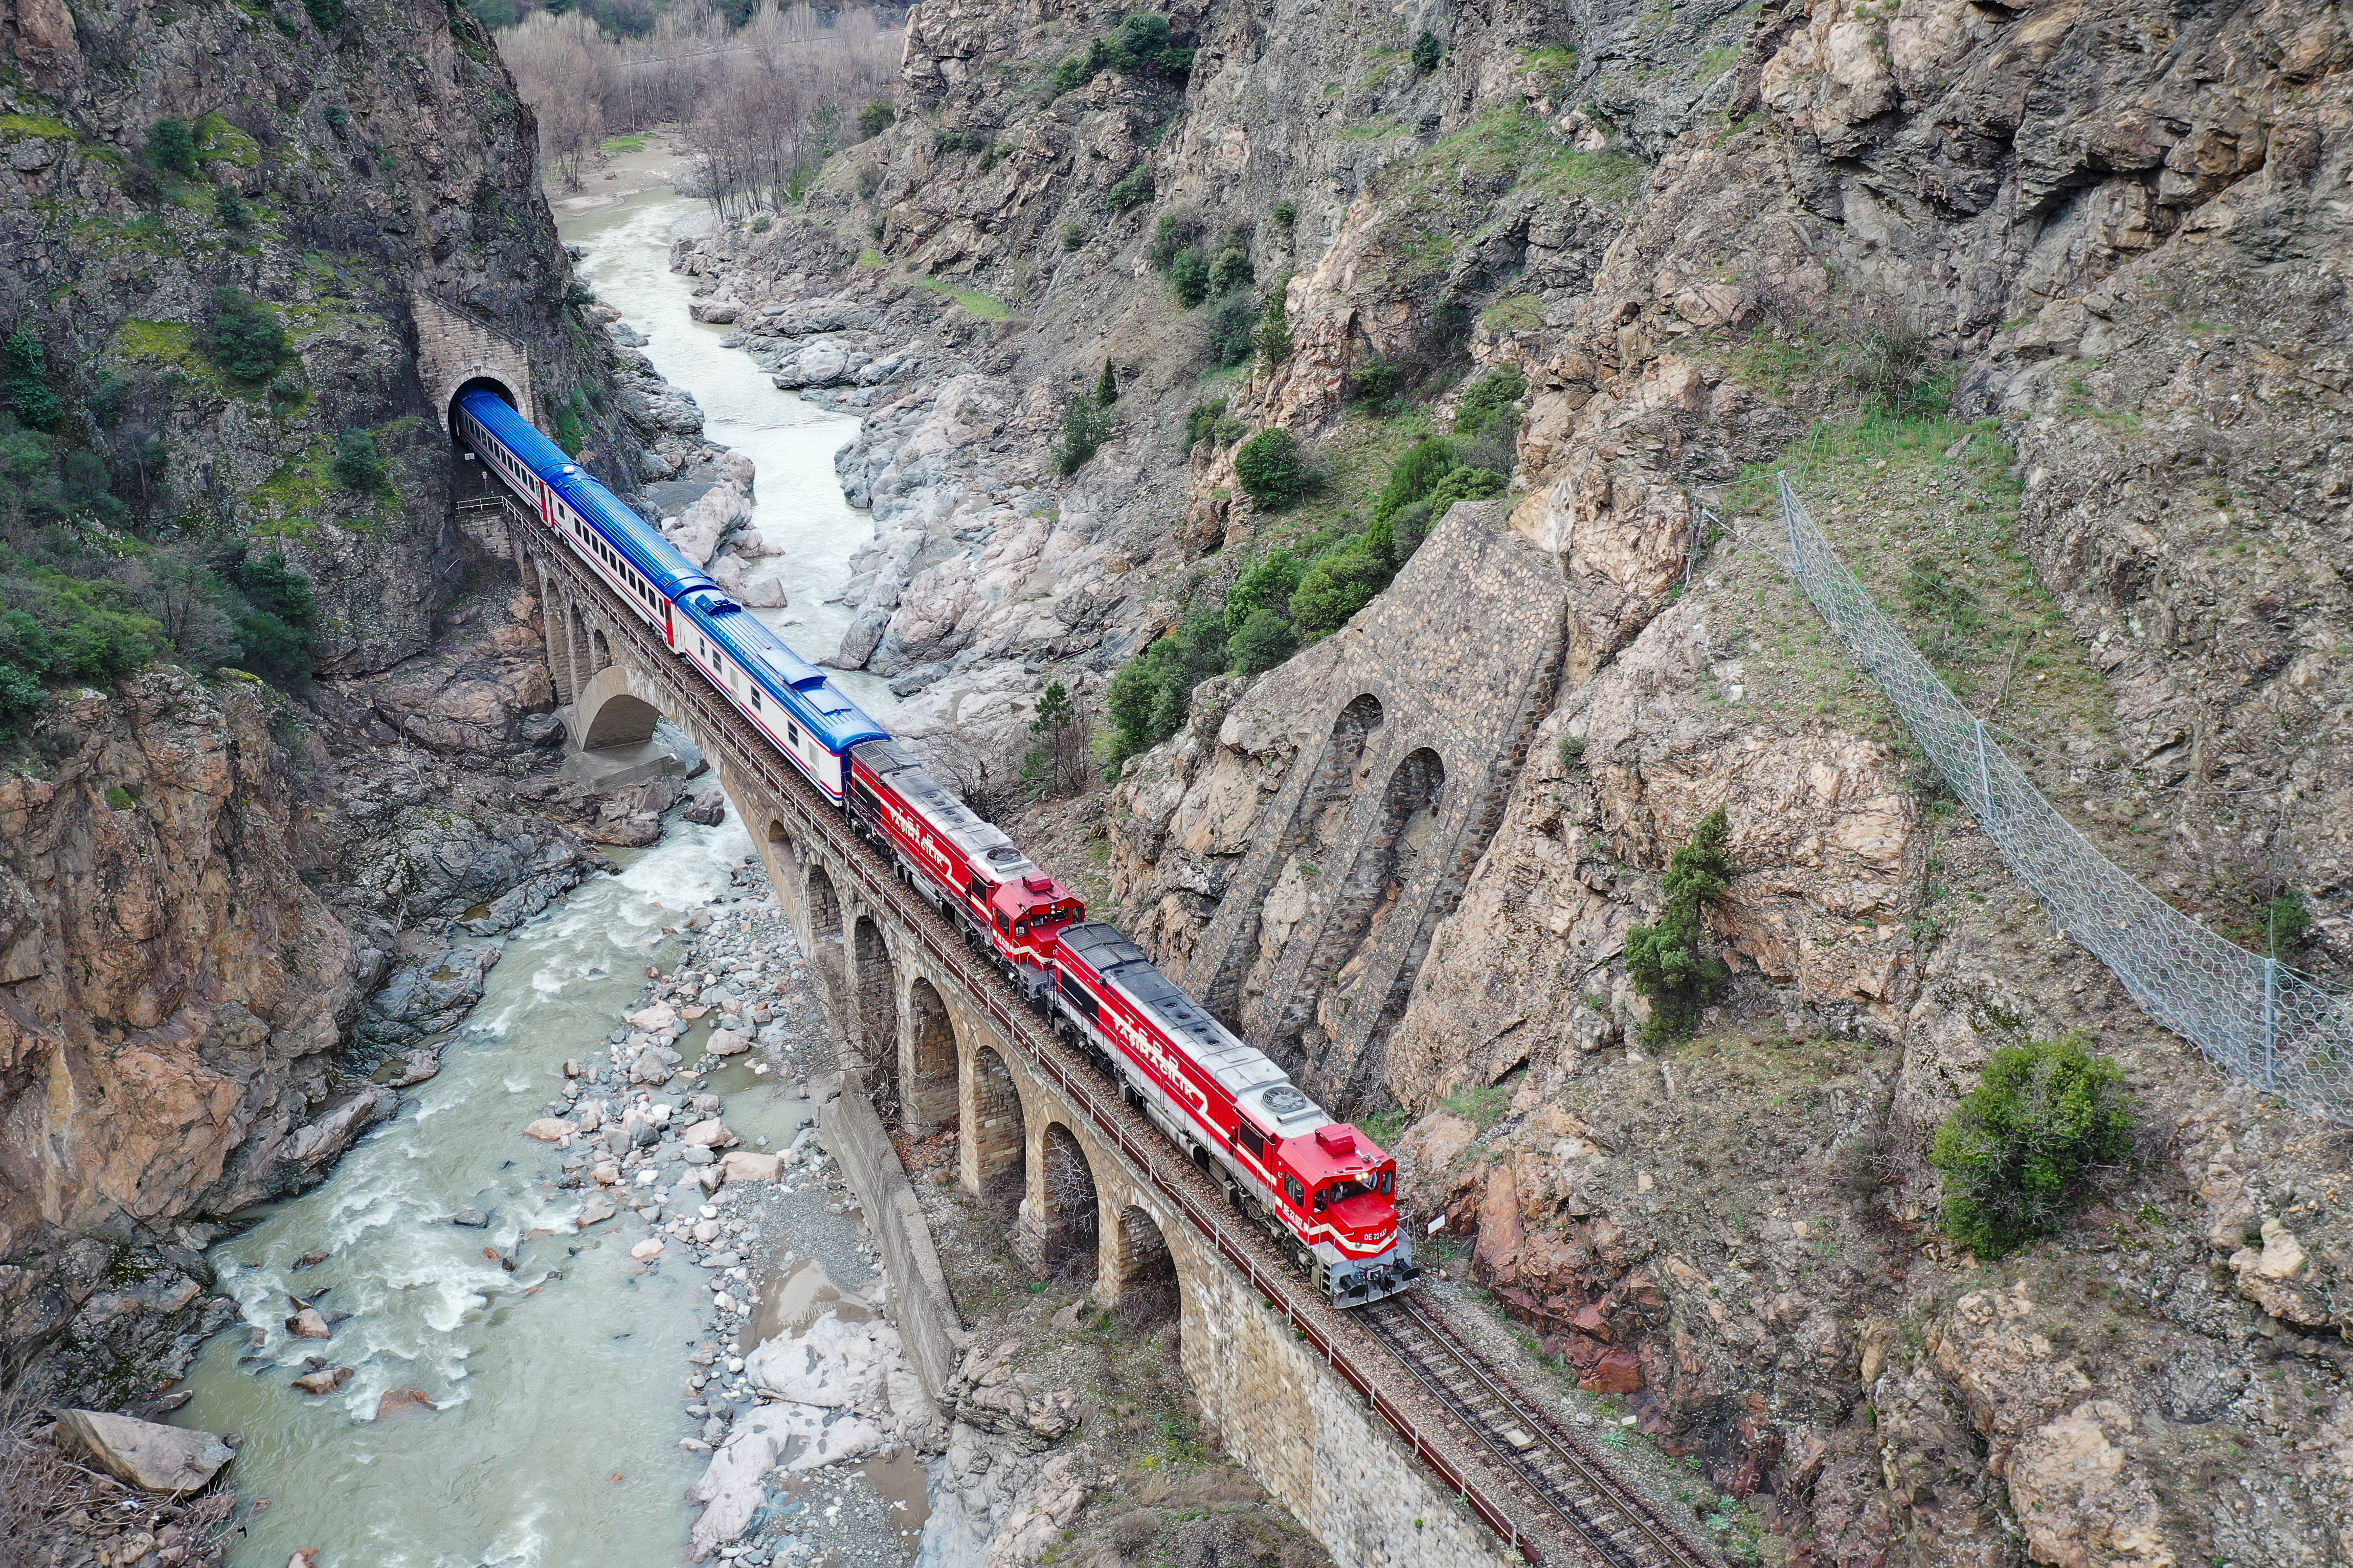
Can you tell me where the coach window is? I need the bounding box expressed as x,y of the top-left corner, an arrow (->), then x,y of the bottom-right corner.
1283,1176 -> 1307,1208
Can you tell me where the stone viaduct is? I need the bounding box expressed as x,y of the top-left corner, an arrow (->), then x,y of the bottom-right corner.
467,484 -> 1589,1568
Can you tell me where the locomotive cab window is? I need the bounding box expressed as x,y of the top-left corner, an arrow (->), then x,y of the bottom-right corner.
1313,1186 -> 1331,1214
1014,919 -> 1028,939
994,913 -> 1011,934
1283,1176 -> 1306,1207
1380,1170 -> 1395,1195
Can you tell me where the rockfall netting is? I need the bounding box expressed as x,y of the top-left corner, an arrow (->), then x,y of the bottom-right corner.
1777,472 -> 2351,1125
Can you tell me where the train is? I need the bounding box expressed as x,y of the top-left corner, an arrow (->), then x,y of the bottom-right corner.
455,388 -> 1417,1306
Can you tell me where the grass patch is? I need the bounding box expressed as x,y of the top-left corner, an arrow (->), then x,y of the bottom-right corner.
112,319 -> 200,368
1481,294 -> 1545,333
916,275 -> 1010,320
0,114 -> 75,140
193,112 -> 260,168
601,133 -> 648,154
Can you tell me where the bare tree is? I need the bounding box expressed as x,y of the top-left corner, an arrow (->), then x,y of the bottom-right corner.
499,2 -> 899,210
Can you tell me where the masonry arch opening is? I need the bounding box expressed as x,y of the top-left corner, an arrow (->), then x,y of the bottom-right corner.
969,1044 -> 1026,1226
1114,1205 -> 1179,1335
906,976 -> 956,1131
1276,745 -> 1447,1095
854,916 -> 900,1121
1040,1123 -> 1100,1288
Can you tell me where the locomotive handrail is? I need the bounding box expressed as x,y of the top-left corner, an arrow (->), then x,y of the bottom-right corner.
503,497 -> 1548,1566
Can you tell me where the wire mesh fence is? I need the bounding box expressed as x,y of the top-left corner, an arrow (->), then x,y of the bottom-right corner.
1776,472 -> 2353,1125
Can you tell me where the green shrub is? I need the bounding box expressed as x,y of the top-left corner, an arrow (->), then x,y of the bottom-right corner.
199,288 -> 289,383
1185,400 -> 1228,449
1250,287 -> 1294,369
1228,606 -> 1297,676
148,118 -> 198,177
0,662 -> 44,722
1290,542 -> 1393,634
53,607 -> 162,680
1930,1035 -> 2133,1258
1020,679 -> 1090,800
1104,166 -> 1154,212
1346,360 -> 1402,410
1148,211 -> 1200,271
2,333 -> 61,431
324,105 -> 350,132
1411,29 -> 1443,72
1061,220 -> 1089,251
1065,13 -> 1195,88
1105,610 -> 1226,763
933,128 -> 985,156
231,553 -> 319,688
303,0 -> 344,28
1094,361 -> 1119,407
1454,366 -> 1527,441
1205,291 -> 1259,367
1233,427 -> 1315,509
331,428 -> 387,492
1056,395 -> 1114,474
214,185 -> 252,230
1624,807 -> 1734,1044
1208,246 -> 1252,296
1169,249 -> 1211,308
2260,891 -> 2314,958
1225,550 -> 1304,633
857,101 -> 895,141
1372,437 -> 1456,526
552,399 -> 586,457
1270,199 -> 1297,229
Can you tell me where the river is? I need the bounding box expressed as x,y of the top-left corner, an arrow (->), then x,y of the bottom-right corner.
561,186 -> 899,718
167,185 -> 900,1566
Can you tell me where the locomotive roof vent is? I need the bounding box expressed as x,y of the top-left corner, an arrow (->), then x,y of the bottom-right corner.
1260,1084 -> 1311,1116
985,846 -> 1024,864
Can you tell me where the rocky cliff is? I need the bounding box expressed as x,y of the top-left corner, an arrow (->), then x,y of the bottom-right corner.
0,0 -> 714,1397
667,0 -> 2353,1562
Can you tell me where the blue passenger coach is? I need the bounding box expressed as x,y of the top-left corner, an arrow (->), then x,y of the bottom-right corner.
455,389 -> 886,802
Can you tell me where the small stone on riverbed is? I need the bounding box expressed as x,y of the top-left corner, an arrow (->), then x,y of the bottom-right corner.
451,1208 -> 490,1228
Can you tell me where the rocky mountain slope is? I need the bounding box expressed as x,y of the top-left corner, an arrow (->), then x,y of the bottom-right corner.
0,0 -> 725,1397
669,0 -> 2353,1562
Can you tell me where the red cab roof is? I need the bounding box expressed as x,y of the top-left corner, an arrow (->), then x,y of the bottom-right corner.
1282,1122 -> 1392,1184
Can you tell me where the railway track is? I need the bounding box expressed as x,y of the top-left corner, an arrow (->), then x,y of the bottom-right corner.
1360,1296 -> 1718,1568
501,497 -> 1718,1568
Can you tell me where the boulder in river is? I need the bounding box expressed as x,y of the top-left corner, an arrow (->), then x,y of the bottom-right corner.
577,1198 -> 617,1228
375,1389 -> 438,1419
682,1118 -> 737,1149
704,1029 -> 751,1058
625,1001 -> 680,1034
292,1366 -> 353,1395
631,1238 -> 666,1260
286,1308 -> 332,1339
450,1208 -> 490,1229
524,1117 -> 578,1142
719,1151 -> 781,1185
53,1410 -> 235,1492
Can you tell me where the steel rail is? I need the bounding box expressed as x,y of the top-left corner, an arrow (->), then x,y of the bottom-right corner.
498,494 -> 1714,1567
1361,1298 -> 1718,1568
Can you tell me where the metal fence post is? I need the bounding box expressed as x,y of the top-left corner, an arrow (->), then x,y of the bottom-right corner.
1974,719 -> 1995,825
2264,958 -> 2279,1088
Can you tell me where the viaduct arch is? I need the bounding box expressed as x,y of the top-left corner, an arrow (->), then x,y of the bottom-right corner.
489,496 -> 1528,1568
